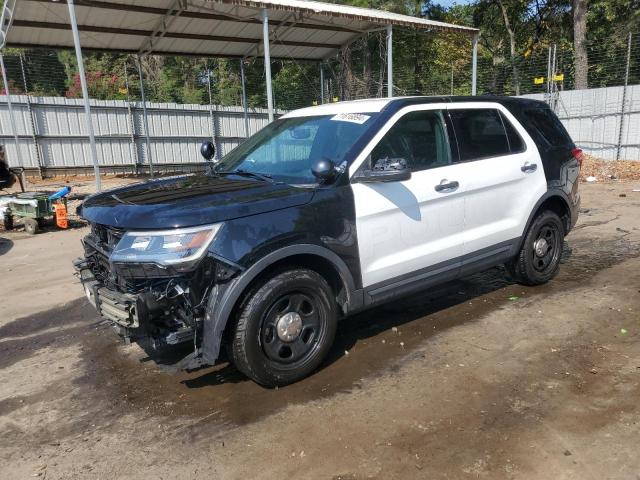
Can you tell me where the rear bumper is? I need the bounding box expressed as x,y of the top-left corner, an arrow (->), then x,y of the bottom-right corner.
568,191 -> 580,233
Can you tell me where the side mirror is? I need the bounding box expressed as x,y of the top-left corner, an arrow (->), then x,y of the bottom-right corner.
311,158 -> 338,182
354,157 -> 411,183
200,141 -> 216,161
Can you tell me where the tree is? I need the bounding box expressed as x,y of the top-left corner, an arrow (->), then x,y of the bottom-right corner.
496,0 -> 521,95
573,0 -> 588,89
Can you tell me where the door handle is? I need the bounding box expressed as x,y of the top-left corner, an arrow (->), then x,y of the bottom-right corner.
435,180 -> 459,192
521,162 -> 538,173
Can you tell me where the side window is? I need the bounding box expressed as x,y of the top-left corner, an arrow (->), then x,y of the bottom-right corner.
523,108 -> 572,147
449,109 -> 511,161
499,111 -> 526,153
369,110 -> 451,172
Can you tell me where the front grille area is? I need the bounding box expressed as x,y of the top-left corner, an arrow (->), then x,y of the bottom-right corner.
83,222 -> 188,293
91,223 -> 124,250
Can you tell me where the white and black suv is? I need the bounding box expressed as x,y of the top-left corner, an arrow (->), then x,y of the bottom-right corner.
75,96 -> 582,386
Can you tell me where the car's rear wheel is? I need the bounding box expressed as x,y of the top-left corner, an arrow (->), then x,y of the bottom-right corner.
507,210 -> 564,286
228,269 -> 337,387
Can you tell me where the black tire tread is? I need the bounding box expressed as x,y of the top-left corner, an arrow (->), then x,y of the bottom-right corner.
229,268 -> 336,387
508,210 -> 564,286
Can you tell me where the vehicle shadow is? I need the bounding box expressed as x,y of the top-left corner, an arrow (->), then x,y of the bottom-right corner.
325,266 -> 514,369
0,236 -> 13,255
182,265 -> 516,391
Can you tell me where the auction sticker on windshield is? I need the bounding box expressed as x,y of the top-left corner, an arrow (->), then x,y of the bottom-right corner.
330,113 -> 371,124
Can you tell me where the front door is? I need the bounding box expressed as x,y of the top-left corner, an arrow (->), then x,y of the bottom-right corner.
350,106 -> 465,290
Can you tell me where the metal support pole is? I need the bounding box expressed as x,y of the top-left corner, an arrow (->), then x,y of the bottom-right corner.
19,54 -> 43,178
546,45 -> 552,97
471,33 -> 479,96
240,59 -> 249,137
0,53 -> 25,171
123,61 -> 139,174
450,62 -> 454,95
386,25 -> 393,98
67,0 -> 101,191
320,63 -> 325,104
550,44 -> 558,111
616,32 -> 632,161
136,55 -> 154,178
206,66 -> 217,160
261,9 -> 274,122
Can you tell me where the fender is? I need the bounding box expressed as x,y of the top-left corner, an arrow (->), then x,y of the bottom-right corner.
196,244 -> 359,366
517,188 -> 574,252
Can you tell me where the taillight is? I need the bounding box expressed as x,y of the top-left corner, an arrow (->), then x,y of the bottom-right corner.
571,148 -> 584,167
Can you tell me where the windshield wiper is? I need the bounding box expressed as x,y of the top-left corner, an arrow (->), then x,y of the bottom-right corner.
217,169 -> 275,183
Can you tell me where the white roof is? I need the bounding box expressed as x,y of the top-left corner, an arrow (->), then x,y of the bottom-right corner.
282,98 -> 393,117
1,0 -> 478,60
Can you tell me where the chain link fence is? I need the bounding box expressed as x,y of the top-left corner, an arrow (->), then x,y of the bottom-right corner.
1,28 -> 639,174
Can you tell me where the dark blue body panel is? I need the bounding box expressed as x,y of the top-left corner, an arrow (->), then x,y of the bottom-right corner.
78,174 -> 315,229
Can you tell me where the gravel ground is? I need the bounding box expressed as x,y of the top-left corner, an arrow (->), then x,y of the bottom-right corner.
1,180 -> 639,479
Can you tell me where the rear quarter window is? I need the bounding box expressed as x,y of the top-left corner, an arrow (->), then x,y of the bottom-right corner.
523,108 -> 572,147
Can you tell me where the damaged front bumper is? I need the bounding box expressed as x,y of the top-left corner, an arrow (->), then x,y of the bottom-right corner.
74,225 -> 240,353
74,257 -> 198,346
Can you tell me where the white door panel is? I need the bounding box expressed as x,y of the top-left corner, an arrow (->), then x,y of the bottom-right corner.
446,104 -> 548,256
353,166 -> 464,287
457,152 -> 546,254
351,104 -> 464,289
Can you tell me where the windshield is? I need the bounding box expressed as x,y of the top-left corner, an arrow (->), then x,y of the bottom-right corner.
214,113 -> 377,184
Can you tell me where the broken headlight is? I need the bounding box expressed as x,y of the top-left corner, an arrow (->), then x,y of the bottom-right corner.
110,223 -> 222,266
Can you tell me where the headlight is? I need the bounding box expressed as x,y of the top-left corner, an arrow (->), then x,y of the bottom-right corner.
110,223 -> 222,266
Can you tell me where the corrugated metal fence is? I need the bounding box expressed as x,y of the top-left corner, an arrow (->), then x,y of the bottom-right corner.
2,87 -> 639,175
0,95 -> 275,174
522,85 -> 640,161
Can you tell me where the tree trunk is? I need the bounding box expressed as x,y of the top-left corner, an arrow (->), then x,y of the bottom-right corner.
497,0 -> 520,95
413,29 -> 422,95
363,34 -> 372,98
339,46 -> 354,101
573,0 -> 588,90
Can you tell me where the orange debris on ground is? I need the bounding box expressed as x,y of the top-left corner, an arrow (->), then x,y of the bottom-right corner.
580,154 -> 640,181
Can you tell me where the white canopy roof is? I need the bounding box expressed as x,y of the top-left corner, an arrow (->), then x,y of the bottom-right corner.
1,0 -> 478,61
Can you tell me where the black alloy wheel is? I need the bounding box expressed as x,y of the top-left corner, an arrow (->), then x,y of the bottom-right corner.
261,292 -> 323,365
228,269 -> 337,387
507,210 -> 565,286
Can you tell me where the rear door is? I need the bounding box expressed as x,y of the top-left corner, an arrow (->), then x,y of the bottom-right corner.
446,104 -> 547,258
350,105 -> 465,291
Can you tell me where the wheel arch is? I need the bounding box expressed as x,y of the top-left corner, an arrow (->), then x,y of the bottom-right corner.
199,244 -> 359,366
522,190 -> 572,240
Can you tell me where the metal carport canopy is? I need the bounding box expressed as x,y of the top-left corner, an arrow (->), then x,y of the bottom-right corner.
1,0 -> 478,60
0,0 -> 479,191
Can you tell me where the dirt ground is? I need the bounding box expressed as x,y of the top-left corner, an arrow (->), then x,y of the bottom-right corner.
1,181 -> 640,480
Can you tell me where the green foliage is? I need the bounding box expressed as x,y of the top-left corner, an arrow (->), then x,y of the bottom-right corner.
1,0 -> 637,103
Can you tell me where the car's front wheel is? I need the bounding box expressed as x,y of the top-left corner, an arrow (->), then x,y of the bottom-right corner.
228,268 -> 337,387
507,210 -> 564,286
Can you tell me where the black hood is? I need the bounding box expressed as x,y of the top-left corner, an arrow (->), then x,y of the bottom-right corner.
79,174 -> 315,229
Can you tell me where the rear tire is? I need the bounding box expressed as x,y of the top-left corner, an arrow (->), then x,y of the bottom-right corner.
507,210 -> 564,286
23,217 -> 39,235
228,269 -> 337,387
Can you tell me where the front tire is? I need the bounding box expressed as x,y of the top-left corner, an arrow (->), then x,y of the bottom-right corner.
228,269 -> 337,387
507,210 -> 564,286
